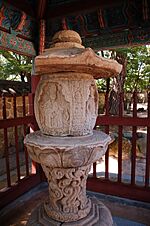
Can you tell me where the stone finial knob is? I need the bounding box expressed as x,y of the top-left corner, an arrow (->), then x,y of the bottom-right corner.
49,30 -> 85,49
52,30 -> 82,44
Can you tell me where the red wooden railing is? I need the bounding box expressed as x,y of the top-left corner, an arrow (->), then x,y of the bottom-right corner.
87,90 -> 150,203
0,93 -> 41,209
0,86 -> 149,208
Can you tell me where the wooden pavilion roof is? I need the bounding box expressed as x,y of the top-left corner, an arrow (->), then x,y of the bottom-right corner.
0,0 -> 149,55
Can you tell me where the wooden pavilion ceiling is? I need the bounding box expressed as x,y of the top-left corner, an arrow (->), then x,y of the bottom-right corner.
7,0 -> 123,19
0,0 -> 150,55
45,0 -> 150,49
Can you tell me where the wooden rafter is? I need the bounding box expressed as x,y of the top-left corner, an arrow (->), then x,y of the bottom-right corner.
6,0 -> 35,17
46,0 -> 124,19
37,0 -> 48,19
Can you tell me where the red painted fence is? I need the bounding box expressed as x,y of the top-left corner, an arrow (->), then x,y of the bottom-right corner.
0,89 -> 149,208
87,90 -> 150,203
0,93 -> 41,209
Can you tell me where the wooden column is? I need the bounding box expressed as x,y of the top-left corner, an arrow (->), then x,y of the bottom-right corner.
29,18 -> 46,177
39,19 -> 46,55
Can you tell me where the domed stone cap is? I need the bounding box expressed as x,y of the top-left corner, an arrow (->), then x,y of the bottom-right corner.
49,30 -> 84,49
35,30 -> 122,79
52,30 -> 82,44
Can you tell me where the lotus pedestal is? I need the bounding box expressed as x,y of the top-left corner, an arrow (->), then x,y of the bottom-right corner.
25,130 -> 113,226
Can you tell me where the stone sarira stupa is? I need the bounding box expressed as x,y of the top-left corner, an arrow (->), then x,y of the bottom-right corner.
25,30 -> 122,225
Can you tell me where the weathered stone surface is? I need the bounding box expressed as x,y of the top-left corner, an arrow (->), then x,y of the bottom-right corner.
24,130 -> 111,168
35,47 -> 122,79
50,41 -> 84,49
35,30 -> 122,79
49,30 -> 85,50
34,72 -> 98,136
44,165 -> 91,222
34,30 -> 122,136
26,198 -> 113,226
52,30 -> 82,45
25,30 -> 115,225
25,130 -> 112,223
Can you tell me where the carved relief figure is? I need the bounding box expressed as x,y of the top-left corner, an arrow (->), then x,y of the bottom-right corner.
38,81 -> 70,135
72,82 -> 84,128
44,83 -> 62,128
85,83 -> 98,131
58,84 -> 70,129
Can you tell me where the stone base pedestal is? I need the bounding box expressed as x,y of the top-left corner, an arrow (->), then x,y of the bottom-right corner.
26,197 -> 114,226
25,131 -> 113,225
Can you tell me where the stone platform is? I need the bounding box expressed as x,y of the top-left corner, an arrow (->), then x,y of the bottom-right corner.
1,182 -> 149,226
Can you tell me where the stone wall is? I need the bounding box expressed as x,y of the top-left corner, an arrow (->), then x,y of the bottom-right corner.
0,96 -> 29,158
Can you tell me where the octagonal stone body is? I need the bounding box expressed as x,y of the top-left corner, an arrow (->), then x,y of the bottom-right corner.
34,72 -> 98,136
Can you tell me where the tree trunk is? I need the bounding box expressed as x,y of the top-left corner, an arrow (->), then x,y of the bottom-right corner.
108,51 -> 127,115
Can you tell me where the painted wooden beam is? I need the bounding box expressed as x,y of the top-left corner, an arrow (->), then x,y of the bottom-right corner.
6,0 -> 35,17
0,30 -> 36,56
46,0 -> 123,19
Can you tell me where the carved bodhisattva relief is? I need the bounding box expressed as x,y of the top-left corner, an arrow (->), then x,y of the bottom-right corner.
34,73 -> 98,136
35,80 -> 70,135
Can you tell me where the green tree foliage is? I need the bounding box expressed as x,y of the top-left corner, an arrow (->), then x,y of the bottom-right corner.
96,78 -> 107,92
0,50 -> 32,82
123,46 -> 150,92
96,46 -> 150,93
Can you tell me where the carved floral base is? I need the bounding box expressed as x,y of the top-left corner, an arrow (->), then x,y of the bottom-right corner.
43,165 -> 91,222
26,197 -> 113,226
